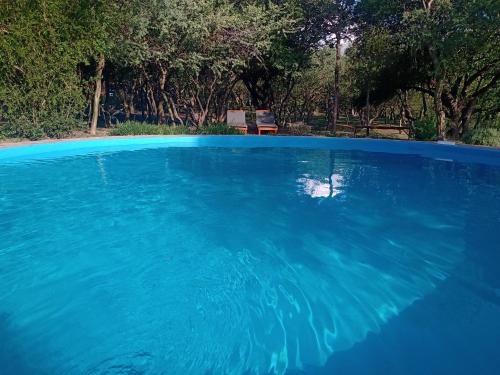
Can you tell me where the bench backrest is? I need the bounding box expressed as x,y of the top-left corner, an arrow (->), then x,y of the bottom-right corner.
256,110 -> 276,126
227,110 -> 246,126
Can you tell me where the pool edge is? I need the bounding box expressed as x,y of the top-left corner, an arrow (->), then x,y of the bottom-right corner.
0,135 -> 499,166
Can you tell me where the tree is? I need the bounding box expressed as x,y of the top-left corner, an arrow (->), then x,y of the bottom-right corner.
1,0 -> 497,141
110,0 -> 297,126
320,0 -> 356,134
0,0 -> 91,138
355,0 -> 500,140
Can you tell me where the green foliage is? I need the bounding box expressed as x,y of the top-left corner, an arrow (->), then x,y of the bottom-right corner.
109,122 -> 192,136
414,117 -> 437,141
0,0 -> 110,139
463,117 -> 500,147
348,27 -> 397,94
1,114 -> 86,140
288,123 -> 313,135
196,123 -> 244,135
0,0 -> 498,141
353,0 -> 500,138
463,128 -> 500,147
109,121 -> 243,136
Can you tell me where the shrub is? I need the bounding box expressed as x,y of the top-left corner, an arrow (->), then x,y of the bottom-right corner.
11,121 -> 45,140
0,114 -> 84,140
43,117 -> 86,139
463,127 -> 500,147
196,123 -> 244,135
0,124 -> 6,140
109,122 -> 192,136
413,117 -> 436,141
110,122 -> 245,136
288,123 -> 312,136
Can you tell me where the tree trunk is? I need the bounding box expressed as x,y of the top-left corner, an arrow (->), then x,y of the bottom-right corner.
433,81 -> 446,140
402,90 -> 415,125
164,94 -> 184,126
421,92 -> 428,119
242,74 -> 274,109
365,90 -> 370,136
122,91 -> 133,121
90,54 -> 105,135
156,66 -> 168,124
428,39 -> 447,140
277,74 -> 294,126
449,102 -> 462,140
157,101 -> 166,124
124,102 -> 131,121
146,86 -> 157,119
460,104 -> 475,137
140,89 -> 147,119
332,33 -> 341,134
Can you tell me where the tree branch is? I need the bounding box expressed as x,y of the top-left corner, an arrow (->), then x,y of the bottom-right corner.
472,73 -> 500,99
409,86 -> 434,96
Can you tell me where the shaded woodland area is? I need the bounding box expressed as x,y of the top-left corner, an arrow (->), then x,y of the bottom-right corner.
0,0 -> 498,144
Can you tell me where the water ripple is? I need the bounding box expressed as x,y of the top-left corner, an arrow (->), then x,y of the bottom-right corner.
0,147 -> 491,374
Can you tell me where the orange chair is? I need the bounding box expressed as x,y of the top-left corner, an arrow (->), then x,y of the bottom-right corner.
256,110 -> 279,135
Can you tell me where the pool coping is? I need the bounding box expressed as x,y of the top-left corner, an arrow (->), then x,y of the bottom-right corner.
0,134 -> 498,149
0,135 -> 199,149
0,135 -> 499,166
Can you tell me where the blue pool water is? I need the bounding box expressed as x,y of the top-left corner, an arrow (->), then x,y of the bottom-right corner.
0,137 -> 499,374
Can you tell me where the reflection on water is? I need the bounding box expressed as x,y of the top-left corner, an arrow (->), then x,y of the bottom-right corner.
0,147 -> 498,374
298,174 -> 343,198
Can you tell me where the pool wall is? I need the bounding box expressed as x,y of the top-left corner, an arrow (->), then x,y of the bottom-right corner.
0,136 -> 499,166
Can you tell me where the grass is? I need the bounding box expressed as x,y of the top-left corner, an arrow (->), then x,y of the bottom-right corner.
109,122 -> 191,136
109,121 -> 244,136
196,122 -> 244,135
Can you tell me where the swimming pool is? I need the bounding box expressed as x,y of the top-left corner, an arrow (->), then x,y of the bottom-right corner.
1,136 -> 499,374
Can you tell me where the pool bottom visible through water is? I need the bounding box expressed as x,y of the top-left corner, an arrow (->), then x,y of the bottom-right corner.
0,146 -> 499,375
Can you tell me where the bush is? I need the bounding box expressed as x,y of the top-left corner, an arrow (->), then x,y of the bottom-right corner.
109,122 -> 192,136
43,117 -> 86,139
0,114 -> 85,140
196,123 -> 244,135
463,127 -> 500,147
288,122 -> 312,136
413,117 -> 436,141
109,122 -> 244,136
12,122 -> 45,140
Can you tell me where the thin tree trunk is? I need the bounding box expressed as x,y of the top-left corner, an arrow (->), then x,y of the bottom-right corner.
164,94 -> 184,126
277,75 -> 294,126
124,102 -> 130,121
428,39 -> 446,140
434,81 -> 446,140
141,88 -> 147,119
365,90 -> 370,137
146,86 -> 157,119
332,33 -> 341,134
157,101 -> 165,125
90,54 -> 105,135
156,66 -> 168,124
421,91 -> 428,118
460,105 -> 475,137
